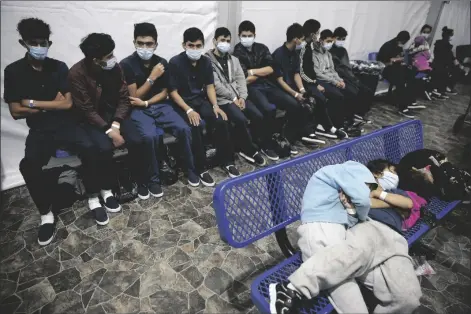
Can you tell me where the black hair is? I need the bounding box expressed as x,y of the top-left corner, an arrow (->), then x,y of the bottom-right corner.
397,30 -> 410,43
79,33 -> 115,59
17,18 -> 51,41
238,20 -> 255,35
442,26 -> 454,38
367,159 -> 396,175
286,23 -> 304,42
214,27 -> 231,40
302,19 -> 321,38
320,29 -> 334,40
333,27 -> 348,38
183,27 -> 204,44
134,22 -> 157,41
420,24 -> 432,33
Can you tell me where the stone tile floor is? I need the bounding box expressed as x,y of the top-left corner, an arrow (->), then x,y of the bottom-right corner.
1,85 -> 470,314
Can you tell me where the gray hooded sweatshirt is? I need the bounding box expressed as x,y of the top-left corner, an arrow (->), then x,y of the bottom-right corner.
205,49 -> 248,106
311,42 -> 343,85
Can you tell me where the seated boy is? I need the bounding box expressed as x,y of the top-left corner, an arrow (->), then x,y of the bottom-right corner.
205,27 -> 266,166
169,27 -> 240,182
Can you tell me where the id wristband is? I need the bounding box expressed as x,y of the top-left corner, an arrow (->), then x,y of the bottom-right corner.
186,108 -> 194,115
145,101 -> 149,108
111,123 -> 120,130
105,128 -> 113,135
379,191 -> 388,201
29,99 -> 35,108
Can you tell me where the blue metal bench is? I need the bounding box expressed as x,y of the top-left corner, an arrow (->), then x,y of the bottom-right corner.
213,120 -> 461,314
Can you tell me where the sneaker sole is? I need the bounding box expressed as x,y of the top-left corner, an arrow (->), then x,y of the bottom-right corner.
38,231 -> 56,246
408,105 -> 426,109
200,179 -> 216,187
96,216 -> 110,226
150,191 -> 164,198
291,151 -> 299,155
138,194 -> 150,200
315,131 -> 338,139
238,152 -> 255,163
188,179 -> 200,187
301,137 -> 326,145
105,204 -> 122,213
424,92 -> 432,101
269,283 -> 278,314
399,112 -> 415,119
262,151 -> 280,161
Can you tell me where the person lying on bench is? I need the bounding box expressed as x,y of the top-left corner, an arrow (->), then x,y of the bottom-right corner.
169,27 -> 240,182
69,33 -> 151,225
206,27 -> 267,167
120,22 -> 202,195
271,161 -> 376,313
4,18 -> 83,246
397,149 -> 471,201
234,20 -> 302,157
272,23 -> 325,146
330,27 -> 373,124
299,19 -> 348,140
269,207 -> 422,314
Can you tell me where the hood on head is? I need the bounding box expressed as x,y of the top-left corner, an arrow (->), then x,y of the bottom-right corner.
344,161 -> 377,185
414,35 -> 426,45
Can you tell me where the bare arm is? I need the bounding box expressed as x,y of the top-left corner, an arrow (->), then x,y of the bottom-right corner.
371,190 -> 413,210
206,84 -> 218,107
8,102 -> 41,120
276,77 -> 298,97
250,66 -> 273,77
169,90 -> 192,112
294,73 -> 305,92
22,92 -> 72,110
246,76 -> 259,84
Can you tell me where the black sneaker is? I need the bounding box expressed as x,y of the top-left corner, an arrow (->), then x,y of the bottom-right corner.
188,171 -> 200,187
200,171 -> 215,187
38,223 -> 56,246
290,147 -> 299,155
224,165 -> 240,178
315,125 -> 338,139
431,90 -> 444,98
269,282 -> 303,314
262,149 -> 280,161
253,152 -> 267,166
424,90 -> 432,101
301,134 -> 326,145
137,185 -> 150,200
93,207 -> 109,226
335,128 -> 348,139
149,184 -> 163,198
446,88 -> 458,95
399,108 -> 415,119
103,195 -> 121,213
354,114 -> 372,124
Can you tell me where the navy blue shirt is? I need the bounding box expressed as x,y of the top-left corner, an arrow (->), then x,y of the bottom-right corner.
3,54 -> 71,130
168,51 -> 214,101
120,52 -> 169,100
272,44 -> 300,90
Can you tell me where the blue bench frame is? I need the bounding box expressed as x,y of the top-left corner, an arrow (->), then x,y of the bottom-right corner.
213,120 -> 460,314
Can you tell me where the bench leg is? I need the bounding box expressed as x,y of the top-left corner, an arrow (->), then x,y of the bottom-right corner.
275,228 -> 296,258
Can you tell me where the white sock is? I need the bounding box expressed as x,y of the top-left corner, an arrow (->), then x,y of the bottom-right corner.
88,196 -> 101,210
330,127 -> 337,133
100,190 -> 113,201
40,211 -> 54,226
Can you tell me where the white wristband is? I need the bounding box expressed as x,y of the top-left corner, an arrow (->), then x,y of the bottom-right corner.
145,101 -> 149,107
249,70 -> 254,76
186,108 -> 194,115
111,123 -> 120,129
105,128 -> 113,135
379,191 -> 388,201
233,97 -> 238,102
300,88 -> 305,92
294,92 -> 299,98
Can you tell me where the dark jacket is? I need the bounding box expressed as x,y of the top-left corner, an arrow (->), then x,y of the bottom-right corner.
68,59 -> 131,130
299,42 -> 317,84
377,38 -> 403,65
433,39 -> 456,68
233,42 -> 276,87
329,45 -> 358,83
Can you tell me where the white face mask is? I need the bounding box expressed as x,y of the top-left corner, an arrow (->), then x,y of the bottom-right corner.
448,36 -> 453,42
240,36 -> 255,48
136,47 -> 155,60
421,33 -> 430,39
296,41 -> 306,50
323,42 -> 333,51
28,46 -> 48,60
102,56 -> 117,70
398,43 -> 404,48
335,40 -> 346,48
378,171 -> 399,191
217,42 -> 231,54
186,48 -> 203,61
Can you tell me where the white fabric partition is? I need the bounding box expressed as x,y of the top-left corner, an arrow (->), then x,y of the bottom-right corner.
0,1 -> 218,190
240,1 -> 431,60
431,0 -> 470,52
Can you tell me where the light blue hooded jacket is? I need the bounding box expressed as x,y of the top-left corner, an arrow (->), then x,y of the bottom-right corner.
301,161 -> 377,227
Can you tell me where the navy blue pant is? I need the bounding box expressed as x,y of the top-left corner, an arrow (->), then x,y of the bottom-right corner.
220,101 -> 260,156
248,84 -> 303,144
131,102 -> 197,183
317,80 -> 357,127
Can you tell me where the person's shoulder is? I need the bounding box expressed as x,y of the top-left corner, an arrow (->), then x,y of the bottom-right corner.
169,51 -> 185,64
68,59 -> 87,76
272,45 -> 283,56
119,53 -> 137,66
4,57 -> 26,73
44,57 -> 69,71
155,54 -> 168,65
254,42 -> 270,51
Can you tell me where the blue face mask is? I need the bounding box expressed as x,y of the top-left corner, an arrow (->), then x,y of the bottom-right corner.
296,41 -> 306,50
186,48 -> 203,61
28,46 -> 48,60
101,57 -> 117,70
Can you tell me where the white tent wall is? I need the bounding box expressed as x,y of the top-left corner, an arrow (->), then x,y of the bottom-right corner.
431,0 -> 470,53
240,1 -> 432,60
0,1 -> 219,191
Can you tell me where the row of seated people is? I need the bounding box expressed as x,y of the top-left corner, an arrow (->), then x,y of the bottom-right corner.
269,149 -> 471,314
4,17 -> 375,246
378,24 -> 468,118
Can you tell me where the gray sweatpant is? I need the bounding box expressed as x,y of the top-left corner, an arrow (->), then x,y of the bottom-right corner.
290,220 -> 422,314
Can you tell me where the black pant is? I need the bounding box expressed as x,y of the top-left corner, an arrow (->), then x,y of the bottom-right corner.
432,65 -> 461,92
248,84 -> 304,143
220,101 -> 259,156
382,64 -> 417,110
305,84 -> 334,130
317,80 -> 357,127
185,97 -> 234,166
346,78 -> 374,116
